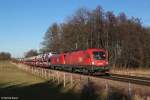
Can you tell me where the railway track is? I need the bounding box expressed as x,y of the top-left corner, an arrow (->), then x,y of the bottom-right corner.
100,73 -> 150,86
41,66 -> 150,86
49,68 -> 150,86
45,67 -> 150,86
15,63 -> 150,86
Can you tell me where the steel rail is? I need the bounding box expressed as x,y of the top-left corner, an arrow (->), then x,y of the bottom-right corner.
16,63 -> 150,86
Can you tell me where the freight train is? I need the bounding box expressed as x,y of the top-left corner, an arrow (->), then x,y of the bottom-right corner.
18,48 -> 110,74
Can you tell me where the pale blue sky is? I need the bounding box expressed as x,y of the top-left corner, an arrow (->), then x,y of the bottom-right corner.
0,0 -> 150,57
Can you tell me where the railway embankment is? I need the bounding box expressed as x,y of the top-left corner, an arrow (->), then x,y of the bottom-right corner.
0,61 -> 150,100
14,62 -> 150,100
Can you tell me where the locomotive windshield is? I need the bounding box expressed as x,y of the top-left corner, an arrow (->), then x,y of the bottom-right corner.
93,51 -> 106,60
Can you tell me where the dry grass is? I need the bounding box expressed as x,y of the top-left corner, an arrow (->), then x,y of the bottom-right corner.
0,61 -> 44,87
133,95 -> 150,100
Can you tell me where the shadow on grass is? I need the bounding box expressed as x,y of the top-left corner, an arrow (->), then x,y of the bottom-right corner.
0,80 -> 129,100
108,87 -> 128,100
0,80 -> 81,100
81,81 -> 99,100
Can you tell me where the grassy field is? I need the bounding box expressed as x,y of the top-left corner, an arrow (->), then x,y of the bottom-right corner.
0,61 -> 81,100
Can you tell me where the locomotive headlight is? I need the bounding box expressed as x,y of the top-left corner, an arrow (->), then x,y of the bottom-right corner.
106,62 -> 108,64
92,61 -> 95,65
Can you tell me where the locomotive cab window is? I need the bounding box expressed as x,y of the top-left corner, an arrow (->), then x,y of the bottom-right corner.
93,52 -> 106,60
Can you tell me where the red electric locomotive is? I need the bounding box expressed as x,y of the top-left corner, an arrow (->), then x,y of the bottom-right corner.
19,48 -> 109,74
50,48 -> 109,74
